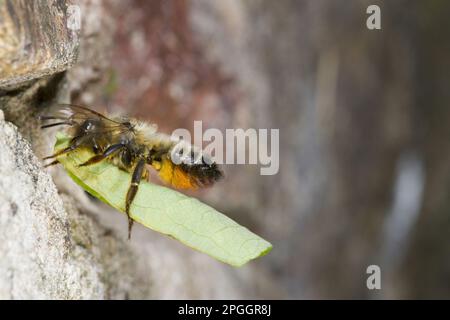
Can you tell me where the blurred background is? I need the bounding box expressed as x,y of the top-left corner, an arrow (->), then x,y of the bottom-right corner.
2,0 -> 450,299
71,0 -> 450,298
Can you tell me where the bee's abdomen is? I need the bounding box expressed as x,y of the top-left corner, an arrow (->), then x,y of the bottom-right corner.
158,157 -> 223,189
180,162 -> 223,187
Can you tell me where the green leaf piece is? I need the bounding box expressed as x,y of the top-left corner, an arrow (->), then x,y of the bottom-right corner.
54,133 -> 272,267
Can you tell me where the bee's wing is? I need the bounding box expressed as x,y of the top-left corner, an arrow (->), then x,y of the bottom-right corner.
39,103 -> 129,133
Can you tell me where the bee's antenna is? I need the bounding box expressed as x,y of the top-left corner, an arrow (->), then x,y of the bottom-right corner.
40,122 -> 73,129
44,160 -> 59,168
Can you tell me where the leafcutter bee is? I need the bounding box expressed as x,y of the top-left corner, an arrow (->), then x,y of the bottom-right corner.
40,104 -> 223,238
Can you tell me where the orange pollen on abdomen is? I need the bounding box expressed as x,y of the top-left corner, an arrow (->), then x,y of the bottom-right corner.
159,159 -> 197,189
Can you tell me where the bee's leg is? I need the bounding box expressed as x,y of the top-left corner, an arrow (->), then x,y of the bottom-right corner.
43,135 -> 84,160
125,158 -> 146,239
44,159 -> 60,168
146,149 -> 165,175
78,143 -> 125,167
92,137 -> 100,154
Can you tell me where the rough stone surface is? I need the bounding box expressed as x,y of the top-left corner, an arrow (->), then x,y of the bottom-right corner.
0,117 -> 146,299
0,0 -> 79,89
